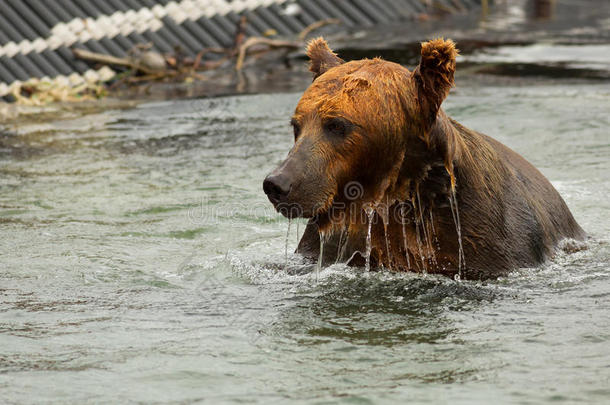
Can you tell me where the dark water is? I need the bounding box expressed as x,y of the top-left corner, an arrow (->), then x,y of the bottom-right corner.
1,80 -> 609,403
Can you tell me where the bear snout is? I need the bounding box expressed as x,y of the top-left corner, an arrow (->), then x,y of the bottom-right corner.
263,173 -> 292,205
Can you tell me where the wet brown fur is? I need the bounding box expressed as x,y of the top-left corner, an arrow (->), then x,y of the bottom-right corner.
271,37 -> 584,279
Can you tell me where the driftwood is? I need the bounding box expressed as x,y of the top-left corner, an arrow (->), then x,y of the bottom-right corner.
235,37 -> 299,71
72,48 -> 166,75
234,18 -> 341,71
68,18 -> 342,90
298,18 -> 341,41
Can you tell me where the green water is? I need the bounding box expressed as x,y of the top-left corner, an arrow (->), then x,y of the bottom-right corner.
1,82 -> 609,404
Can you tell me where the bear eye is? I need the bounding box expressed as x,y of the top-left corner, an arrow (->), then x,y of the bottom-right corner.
290,119 -> 301,140
324,118 -> 349,137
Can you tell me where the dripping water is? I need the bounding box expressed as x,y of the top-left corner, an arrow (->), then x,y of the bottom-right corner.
316,231 -> 325,282
412,196 -> 427,273
416,191 -> 429,248
335,226 -> 345,263
448,190 -> 466,279
285,218 -> 291,268
426,213 -> 438,268
413,219 -> 427,273
335,225 -> 348,264
381,209 -> 392,270
416,190 -> 436,269
430,210 -> 441,253
364,207 -> 374,272
401,205 -> 411,269
338,232 -> 349,263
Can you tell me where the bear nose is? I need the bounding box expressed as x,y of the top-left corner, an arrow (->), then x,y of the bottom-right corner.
263,174 -> 291,202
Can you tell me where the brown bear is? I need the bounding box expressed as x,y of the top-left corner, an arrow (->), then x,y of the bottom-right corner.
263,37 -> 585,280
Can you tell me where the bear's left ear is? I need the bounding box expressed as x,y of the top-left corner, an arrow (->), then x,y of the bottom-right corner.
413,38 -> 458,128
307,37 -> 344,80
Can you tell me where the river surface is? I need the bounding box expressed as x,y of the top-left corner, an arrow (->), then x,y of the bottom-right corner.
1,79 -> 609,403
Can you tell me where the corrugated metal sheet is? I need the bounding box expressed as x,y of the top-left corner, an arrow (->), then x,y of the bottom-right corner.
0,0 -> 481,99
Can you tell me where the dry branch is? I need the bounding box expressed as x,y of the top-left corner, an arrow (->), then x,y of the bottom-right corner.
298,18 -> 341,41
235,37 -> 299,71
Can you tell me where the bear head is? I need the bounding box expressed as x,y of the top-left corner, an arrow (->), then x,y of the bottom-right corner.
263,37 -> 459,231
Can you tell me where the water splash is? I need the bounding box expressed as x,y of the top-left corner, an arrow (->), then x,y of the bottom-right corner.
364,206 -> 375,272
448,190 -> 466,279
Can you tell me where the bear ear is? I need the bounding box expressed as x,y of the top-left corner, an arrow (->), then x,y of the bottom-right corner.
306,37 -> 345,80
413,38 -> 458,127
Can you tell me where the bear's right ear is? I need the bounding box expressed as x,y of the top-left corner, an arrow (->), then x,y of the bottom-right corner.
413,38 -> 458,129
307,37 -> 344,80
